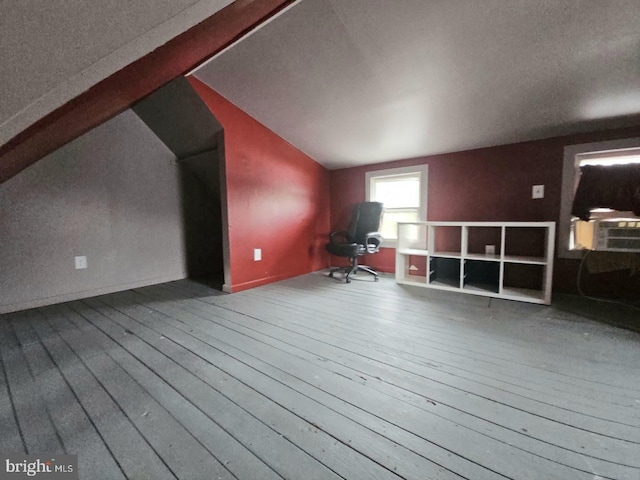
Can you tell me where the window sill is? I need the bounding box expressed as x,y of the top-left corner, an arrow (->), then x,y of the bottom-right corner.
380,239 -> 397,249
558,248 -> 588,260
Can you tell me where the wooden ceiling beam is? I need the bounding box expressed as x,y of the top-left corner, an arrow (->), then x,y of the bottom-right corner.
0,0 -> 294,184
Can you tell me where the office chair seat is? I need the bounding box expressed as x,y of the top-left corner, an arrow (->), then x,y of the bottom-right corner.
325,202 -> 383,283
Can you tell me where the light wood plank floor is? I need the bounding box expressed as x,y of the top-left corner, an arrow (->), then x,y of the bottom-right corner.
1,272 -> 639,480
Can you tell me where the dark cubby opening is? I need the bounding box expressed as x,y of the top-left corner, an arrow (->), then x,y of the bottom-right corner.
463,260 -> 499,293
430,257 -> 460,288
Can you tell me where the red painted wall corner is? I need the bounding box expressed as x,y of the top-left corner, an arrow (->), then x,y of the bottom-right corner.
188,77 -> 331,292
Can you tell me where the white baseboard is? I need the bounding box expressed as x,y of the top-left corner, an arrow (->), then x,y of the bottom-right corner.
0,272 -> 188,314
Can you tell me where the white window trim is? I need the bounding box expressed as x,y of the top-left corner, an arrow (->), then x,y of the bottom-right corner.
559,137 -> 640,258
365,164 -> 428,247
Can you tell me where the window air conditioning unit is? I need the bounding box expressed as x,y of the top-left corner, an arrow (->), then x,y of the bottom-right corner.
593,219 -> 640,252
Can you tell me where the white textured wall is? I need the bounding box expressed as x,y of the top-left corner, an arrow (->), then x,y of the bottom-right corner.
0,0 -> 233,146
0,109 -> 187,313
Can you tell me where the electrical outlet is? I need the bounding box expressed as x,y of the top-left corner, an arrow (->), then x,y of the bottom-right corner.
485,245 -> 496,255
532,185 -> 544,199
253,248 -> 262,261
75,256 -> 87,269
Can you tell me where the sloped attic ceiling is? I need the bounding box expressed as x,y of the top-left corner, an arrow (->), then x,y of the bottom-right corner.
0,0 -> 292,184
0,0 -> 233,147
193,0 -> 640,169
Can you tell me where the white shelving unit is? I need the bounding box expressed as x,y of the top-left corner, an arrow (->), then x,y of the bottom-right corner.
396,221 -> 556,304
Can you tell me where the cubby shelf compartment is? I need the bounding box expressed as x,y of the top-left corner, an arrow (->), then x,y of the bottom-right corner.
395,221 -> 556,304
429,257 -> 461,289
397,274 -> 428,286
503,255 -> 546,264
463,259 -> 500,294
465,253 -> 501,261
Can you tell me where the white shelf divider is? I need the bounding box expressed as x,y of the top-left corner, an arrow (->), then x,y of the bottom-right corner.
430,251 -> 463,258
396,221 -> 556,304
397,248 -> 429,256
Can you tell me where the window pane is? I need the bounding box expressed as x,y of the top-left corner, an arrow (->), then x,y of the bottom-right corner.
380,210 -> 419,239
372,176 -> 420,208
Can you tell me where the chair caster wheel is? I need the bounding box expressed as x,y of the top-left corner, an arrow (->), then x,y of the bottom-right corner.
374,277 -> 379,282
328,272 -> 334,278
346,278 -> 351,283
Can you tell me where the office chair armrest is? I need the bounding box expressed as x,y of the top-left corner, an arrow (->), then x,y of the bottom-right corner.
365,231 -> 382,253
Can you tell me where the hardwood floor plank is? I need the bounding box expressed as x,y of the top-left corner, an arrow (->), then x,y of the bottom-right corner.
189,293 -> 639,442
10,312 -> 126,479
38,305 -> 234,480
2,274 -> 638,480
234,287 -> 640,433
275,273 -> 632,365
228,280 -> 640,406
132,285 -> 638,480
257,279 -> 640,372
120,288 -> 519,480
0,313 -> 64,455
69,300 -> 348,480
95,291 -> 468,480
79,294 -> 407,480
82,348 -> 232,480
248,281 -> 640,399
0,321 -> 25,454
48,303 -> 284,480
33,306 -> 178,480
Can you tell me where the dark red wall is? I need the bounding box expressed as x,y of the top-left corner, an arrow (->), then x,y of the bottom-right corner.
189,77 -> 330,292
330,126 -> 640,297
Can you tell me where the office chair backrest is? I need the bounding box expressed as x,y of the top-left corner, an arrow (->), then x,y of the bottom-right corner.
347,202 -> 384,244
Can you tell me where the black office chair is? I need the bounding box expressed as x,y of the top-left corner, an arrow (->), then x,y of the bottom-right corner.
325,202 -> 383,283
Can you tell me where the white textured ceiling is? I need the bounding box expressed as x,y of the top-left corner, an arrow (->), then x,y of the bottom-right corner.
193,0 -> 640,169
0,0 -> 233,146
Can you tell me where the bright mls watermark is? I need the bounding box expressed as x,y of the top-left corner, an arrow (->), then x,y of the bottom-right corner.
1,455 -> 77,479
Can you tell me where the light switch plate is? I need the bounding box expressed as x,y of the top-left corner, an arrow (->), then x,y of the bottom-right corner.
532,185 -> 544,199
75,256 -> 87,269
254,248 -> 262,261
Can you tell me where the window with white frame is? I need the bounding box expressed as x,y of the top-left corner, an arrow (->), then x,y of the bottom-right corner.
560,138 -> 640,257
365,165 -> 428,245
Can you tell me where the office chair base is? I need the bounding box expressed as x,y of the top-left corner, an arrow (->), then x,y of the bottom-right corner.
328,264 -> 379,283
